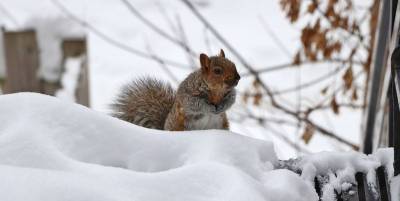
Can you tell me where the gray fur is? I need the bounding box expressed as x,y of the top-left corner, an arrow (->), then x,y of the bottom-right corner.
112,77 -> 175,130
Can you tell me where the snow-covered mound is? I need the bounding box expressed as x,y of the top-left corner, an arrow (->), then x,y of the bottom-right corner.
0,93 -> 318,201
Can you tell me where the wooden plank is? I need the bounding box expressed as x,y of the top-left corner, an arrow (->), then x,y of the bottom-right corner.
62,38 -> 90,107
40,80 -> 61,96
76,56 -> 90,107
3,30 -> 40,93
0,27 -> 6,90
62,39 -> 86,58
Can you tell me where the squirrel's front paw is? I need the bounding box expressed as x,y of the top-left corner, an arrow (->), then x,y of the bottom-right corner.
213,104 -> 225,114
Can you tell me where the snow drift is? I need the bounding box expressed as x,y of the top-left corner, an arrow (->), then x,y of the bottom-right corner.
0,93 -> 396,201
0,93 -> 317,201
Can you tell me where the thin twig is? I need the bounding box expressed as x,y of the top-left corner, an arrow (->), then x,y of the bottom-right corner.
258,16 -> 292,58
145,42 -> 180,85
239,108 -> 310,153
121,0 -> 197,56
0,2 -> 19,27
203,27 -> 213,53
50,0 -> 189,70
155,2 -> 179,35
241,58 -> 362,77
175,15 -> 196,68
272,66 -> 345,95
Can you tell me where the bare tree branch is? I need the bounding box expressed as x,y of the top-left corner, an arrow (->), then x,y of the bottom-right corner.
50,0 -> 190,70
175,15 -> 196,68
0,2 -> 19,27
258,16 -> 292,58
121,0 -> 197,57
145,42 -> 180,85
231,107 -> 310,153
241,58 -> 364,77
272,66 -> 345,95
155,2 -> 179,35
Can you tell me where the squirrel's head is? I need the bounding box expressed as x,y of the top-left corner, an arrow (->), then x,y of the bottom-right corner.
199,49 -> 240,105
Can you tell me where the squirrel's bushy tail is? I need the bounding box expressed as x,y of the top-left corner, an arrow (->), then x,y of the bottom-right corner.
112,77 -> 175,130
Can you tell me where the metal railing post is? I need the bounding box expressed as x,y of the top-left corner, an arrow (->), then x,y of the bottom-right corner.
391,47 -> 400,176
363,0 -> 392,154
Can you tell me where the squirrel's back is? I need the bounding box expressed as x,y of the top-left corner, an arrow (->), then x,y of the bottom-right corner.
112,77 -> 175,129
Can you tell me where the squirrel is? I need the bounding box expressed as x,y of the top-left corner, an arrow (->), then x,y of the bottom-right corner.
112,49 -> 240,131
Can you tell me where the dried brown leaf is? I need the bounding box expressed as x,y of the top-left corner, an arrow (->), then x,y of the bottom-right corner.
342,67 -> 353,90
293,51 -> 302,65
280,0 -> 301,23
242,92 -> 249,103
352,88 -> 358,101
253,92 -> 263,106
252,78 -> 261,89
302,124 -> 315,144
330,95 -> 340,114
307,2 -> 317,14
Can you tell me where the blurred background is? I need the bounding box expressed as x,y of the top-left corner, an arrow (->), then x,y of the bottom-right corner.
0,0 -> 378,158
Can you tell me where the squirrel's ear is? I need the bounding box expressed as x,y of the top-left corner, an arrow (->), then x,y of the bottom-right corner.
200,53 -> 210,72
219,49 -> 225,58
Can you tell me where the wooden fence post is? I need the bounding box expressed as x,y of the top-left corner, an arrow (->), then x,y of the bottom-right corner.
62,38 -> 90,107
3,30 -> 41,93
0,27 -> 6,92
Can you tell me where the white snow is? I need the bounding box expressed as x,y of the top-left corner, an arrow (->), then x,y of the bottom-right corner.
0,92 -> 318,201
55,56 -> 84,102
0,93 -> 396,201
392,175 -> 400,201
296,149 -> 394,201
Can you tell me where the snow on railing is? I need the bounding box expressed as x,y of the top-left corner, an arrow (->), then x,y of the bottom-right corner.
276,149 -> 394,201
55,56 -> 84,102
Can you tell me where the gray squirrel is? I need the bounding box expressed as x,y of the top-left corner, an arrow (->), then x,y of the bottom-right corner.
112,49 -> 240,131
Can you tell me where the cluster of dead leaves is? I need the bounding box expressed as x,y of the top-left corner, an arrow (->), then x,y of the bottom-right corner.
290,0 -> 359,64
242,78 -> 263,106
280,0 -> 377,113
280,0 -> 378,144
242,0 -> 379,145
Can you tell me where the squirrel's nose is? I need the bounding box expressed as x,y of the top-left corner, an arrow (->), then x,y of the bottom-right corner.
225,73 -> 240,87
233,72 -> 240,86
235,73 -> 241,82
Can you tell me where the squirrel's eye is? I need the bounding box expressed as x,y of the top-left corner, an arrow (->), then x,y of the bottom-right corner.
213,67 -> 223,75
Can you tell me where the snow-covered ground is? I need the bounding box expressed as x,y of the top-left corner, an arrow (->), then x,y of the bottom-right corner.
0,93 -> 315,201
0,0 -> 369,158
0,93 -> 396,201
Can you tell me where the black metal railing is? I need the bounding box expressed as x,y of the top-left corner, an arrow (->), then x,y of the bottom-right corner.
363,0 -> 400,177
390,47 -> 400,177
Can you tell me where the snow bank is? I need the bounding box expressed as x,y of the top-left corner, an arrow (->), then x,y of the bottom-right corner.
0,93 -> 318,201
276,148 -> 394,201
